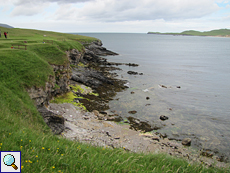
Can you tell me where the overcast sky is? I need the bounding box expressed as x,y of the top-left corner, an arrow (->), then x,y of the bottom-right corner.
0,0 -> 230,33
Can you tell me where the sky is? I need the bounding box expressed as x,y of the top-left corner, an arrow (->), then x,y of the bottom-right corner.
0,0 -> 230,33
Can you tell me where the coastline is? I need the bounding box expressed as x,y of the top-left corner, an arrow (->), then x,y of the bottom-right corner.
147,32 -> 230,38
2,27 -> 229,172
41,40 -> 228,168
147,29 -> 230,38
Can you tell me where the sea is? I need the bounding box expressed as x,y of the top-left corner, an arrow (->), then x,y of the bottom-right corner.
77,33 -> 230,160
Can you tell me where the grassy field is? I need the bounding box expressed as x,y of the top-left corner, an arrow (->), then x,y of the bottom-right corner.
148,29 -> 230,37
0,27 -> 229,172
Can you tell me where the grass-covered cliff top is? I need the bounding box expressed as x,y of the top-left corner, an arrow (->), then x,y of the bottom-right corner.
0,27 -> 98,65
148,29 -> 230,37
0,27 -> 229,172
0,27 -> 98,88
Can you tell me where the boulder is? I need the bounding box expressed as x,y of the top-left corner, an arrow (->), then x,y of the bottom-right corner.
127,117 -> 158,132
128,110 -> 137,114
127,71 -> 138,75
160,84 -> 167,88
126,63 -> 139,67
37,106 -> 65,135
160,115 -> 169,121
182,138 -> 192,146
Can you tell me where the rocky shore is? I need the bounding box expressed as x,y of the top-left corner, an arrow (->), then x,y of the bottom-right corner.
28,39 -> 228,168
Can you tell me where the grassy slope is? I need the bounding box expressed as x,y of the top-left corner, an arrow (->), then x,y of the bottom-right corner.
148,29 -> 230,36
0,27 -> 229,172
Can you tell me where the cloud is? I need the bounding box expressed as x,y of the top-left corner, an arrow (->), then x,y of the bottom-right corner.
2,0 -> 225,25
47,0 -> 221,22
7,0 -> 94,17
74,0 -> 220,22
10,0 -> 92,5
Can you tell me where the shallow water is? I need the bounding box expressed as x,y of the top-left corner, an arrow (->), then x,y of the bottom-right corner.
77,33 -> 230,160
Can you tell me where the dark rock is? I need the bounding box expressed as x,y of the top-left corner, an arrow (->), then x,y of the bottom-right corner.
106,131 -> 111,137
159,133 -> 167,139
152,138 -> 160,142
145,104 -> 151,106
106,116 -> 123,122
139,73 -> 143,75
83,116 -> 89,120
131,91 -> 135,94
182,138 -> 192,146
85,42 -> 118,56
201,150 -> 214,157
37,106 -> 65,135
126,63 -> 139,67
176,86 -> 181,89
160,84 -> 167,88
127,71 -> 138,75
127,117 -> 158,132
128,110 -> 137,114
215,155 -> 226,162
146,97 -> 150,100
160,115 -> 169,121
99,111 -> 107,115
71,67 -> 114,89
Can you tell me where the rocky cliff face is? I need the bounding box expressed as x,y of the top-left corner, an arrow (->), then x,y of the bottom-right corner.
67,49 -> 84,66
27,49 -> 84,107
27,41 -> 118,134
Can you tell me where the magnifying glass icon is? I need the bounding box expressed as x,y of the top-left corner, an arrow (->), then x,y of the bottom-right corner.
3,154 -> 18,170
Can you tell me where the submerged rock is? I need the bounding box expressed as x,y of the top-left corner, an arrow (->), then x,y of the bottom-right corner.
127,71 -> 143,75
160,115 -> 169,121
128,117 -> 160,132
128,110 -> 137,114
159,84 -> 167,88
126,63 -> 139,67
127,71 -> 138,75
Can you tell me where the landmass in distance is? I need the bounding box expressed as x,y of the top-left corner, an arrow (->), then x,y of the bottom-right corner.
148,29 -> 230,37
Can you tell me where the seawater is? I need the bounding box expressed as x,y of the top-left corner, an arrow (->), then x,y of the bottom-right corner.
77,33 -> 230,159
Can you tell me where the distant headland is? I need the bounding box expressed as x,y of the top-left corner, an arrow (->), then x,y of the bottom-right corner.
148,29 -> 230,37
0,23 -> 14,28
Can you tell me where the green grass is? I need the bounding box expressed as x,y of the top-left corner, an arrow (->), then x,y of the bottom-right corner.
0,27 -> 229,172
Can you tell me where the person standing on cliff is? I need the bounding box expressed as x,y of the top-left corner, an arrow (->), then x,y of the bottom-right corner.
4,32 -> 7,39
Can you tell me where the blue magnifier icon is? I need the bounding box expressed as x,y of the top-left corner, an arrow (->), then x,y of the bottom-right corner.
3,154 -> 18,170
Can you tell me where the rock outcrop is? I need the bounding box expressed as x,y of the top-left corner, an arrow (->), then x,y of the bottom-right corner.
85,41 -> 118,56
37,106 -> 64,135
27,40 -> 121,134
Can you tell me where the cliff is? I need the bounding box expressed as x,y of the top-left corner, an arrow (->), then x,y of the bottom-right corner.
26,40 -> 119,134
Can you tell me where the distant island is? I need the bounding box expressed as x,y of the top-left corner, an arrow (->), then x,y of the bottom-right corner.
148,29 -> 230,37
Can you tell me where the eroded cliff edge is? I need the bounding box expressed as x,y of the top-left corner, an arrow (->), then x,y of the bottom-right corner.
27,40 -> 122,134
